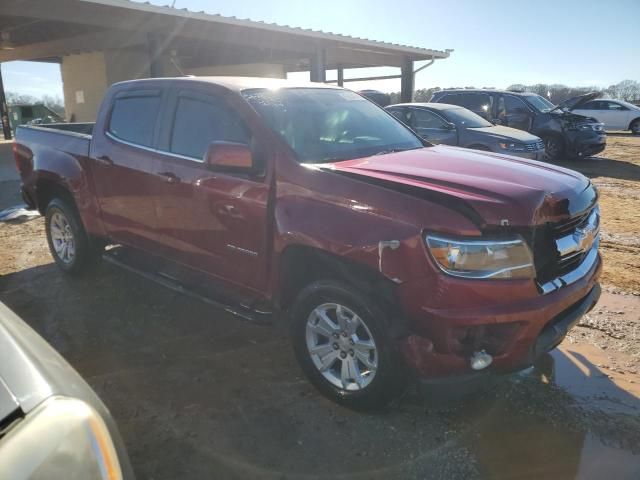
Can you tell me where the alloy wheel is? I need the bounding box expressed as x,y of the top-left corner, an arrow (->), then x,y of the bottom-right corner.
50,211 -> 76,264
305,303 -> 378,391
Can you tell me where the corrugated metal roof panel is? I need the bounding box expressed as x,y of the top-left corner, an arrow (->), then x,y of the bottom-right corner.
80,0 -> 450,59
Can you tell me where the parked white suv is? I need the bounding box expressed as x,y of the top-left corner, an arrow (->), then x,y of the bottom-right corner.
571,99 -> 640,134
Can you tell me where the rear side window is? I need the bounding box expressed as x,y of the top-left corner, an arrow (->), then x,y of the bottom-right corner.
460,94 -> 493,117
109,94 -> 161,147
412,109 -> 448,129
170,96 -> 249,160
580,101 -> 599,110
441,93 -> 462,106
387,107 -> 410,124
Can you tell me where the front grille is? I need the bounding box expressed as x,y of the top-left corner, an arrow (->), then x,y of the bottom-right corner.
533,206 -> 598,284
553,209 -> 591,237
526,139 -> 545,151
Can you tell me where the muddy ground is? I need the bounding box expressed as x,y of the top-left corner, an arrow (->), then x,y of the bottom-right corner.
0,136 -> 639,479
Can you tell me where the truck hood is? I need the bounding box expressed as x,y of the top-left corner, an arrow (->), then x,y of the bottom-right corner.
467,125 -> 540,143
327,146 -> 595,227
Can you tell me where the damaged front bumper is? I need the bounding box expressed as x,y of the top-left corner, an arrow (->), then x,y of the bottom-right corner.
396,251 -> 602,380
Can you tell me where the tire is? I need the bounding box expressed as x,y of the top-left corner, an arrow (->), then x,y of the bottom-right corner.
45,197 -> 101,275
631,119 -> 640,135
290,280 -> 405,410
542,136 -> 565,162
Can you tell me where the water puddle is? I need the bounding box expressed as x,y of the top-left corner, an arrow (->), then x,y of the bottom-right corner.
452,347 -> 640,479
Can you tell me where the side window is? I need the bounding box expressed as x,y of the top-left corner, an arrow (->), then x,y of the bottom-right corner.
412,109 -> 448,129
580,101 -> 598,110
109,94 -> 161,147
604,101 -> 627,111
459,94 -> 492,118
388,108 -> 410,125
441,93 -> 462,106
504,96 -> 529,115
170,95 -> 250,160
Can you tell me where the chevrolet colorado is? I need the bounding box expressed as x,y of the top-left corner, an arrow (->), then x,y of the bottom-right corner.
14,77 -> 601,408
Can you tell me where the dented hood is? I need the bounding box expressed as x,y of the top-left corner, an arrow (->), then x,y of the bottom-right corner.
328,146 -> 596,227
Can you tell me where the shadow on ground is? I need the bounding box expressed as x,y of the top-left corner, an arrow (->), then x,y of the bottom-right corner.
557,156 -> 640,182
1,262 -> 639,479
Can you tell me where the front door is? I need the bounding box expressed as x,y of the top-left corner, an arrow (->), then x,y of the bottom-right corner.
90,88 -> 164,251
409,108 -> 458,145
151,87 -> 270,291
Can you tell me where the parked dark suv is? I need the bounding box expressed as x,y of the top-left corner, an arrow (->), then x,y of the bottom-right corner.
430,90 -> 606,161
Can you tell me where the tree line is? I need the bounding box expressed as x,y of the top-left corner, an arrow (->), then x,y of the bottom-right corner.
5,91 -> 65,117
389,79 -> 640,105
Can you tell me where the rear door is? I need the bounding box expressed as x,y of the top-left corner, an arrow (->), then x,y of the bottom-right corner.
151,85 -> 271,291
408,108 -> 457,145
572,100 -> 601,124
457,93 -> 493,120
496,95 -> 534,131
91,88 -> 164,251
598,101 -> 631,130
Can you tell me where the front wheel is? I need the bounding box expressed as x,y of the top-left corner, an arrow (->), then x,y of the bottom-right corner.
45,198 -> 101,275
290,280 -> 405,410
631,119 -> 640,135
542,136 -> 565,162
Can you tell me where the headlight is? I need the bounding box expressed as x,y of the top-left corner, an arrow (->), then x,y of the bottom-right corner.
570,123 -> 603,132
425,234 -> 535,279
498,141 -> 526,152
0,397 -> 123,479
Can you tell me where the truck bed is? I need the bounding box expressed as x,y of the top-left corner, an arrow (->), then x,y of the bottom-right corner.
16,123 -> 93,158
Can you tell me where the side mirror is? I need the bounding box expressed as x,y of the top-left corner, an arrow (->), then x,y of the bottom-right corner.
204,141 -> 253,170
446,122 -> 456,130
493,118 -> 503,125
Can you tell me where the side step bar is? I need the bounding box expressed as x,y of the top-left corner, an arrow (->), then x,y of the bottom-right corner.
102,251 -> 273,326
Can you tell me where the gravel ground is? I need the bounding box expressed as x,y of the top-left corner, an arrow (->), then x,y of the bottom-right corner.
0,136 -> 639,479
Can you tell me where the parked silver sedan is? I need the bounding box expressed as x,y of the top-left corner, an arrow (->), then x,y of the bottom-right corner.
0,301 -> 134,480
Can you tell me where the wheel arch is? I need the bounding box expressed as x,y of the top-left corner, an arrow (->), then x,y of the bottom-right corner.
276,245 -> 406,334
35,178 -> 78,216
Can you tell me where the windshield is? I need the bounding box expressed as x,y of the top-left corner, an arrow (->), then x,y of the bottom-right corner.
524,94 -> 556,112
442,107 -> 492,128
242,88 -> 423,163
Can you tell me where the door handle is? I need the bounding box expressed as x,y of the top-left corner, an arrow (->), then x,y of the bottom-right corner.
96,155 -> 114,167
158,171 -> 181,184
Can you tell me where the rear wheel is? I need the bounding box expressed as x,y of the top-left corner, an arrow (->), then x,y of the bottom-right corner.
45,198 -> 101,274
631,119 -> 640,135
290,280 -> 405,410
542,136 -> 565,162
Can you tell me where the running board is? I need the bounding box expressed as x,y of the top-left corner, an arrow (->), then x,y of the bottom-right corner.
102,250 -> 273,325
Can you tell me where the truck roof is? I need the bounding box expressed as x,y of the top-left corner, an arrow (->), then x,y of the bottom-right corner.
112,76 -> 342,92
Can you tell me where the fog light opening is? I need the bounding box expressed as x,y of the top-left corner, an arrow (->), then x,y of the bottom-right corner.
470,350 -> 493,370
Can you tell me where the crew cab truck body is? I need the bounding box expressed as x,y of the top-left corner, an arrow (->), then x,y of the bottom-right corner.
14,78 -> 602,408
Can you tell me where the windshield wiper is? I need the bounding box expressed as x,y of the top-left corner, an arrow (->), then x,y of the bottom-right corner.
373,146 -> 422,156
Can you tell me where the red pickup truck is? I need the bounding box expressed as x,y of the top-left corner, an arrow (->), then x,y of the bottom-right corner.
14,77 -> 601,409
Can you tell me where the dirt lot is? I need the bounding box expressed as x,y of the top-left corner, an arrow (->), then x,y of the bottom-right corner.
1,136 -> 639,479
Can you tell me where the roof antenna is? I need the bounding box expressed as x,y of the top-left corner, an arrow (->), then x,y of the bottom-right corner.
170,1 -> 177,7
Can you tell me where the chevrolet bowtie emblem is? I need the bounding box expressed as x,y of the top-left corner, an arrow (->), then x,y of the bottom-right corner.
573,223 -> 597,252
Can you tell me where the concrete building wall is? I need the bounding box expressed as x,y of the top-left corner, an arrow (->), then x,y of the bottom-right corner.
186,63 -> 286,78
61,53 -> 286,122
104,48 -> 151,85
61,52 -> 108,122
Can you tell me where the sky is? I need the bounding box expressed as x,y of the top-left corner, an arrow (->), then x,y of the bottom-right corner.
2,0 -> 638,98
